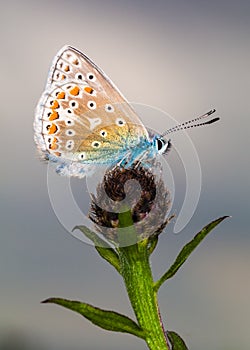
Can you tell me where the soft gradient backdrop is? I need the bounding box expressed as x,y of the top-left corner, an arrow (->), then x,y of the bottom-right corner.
0,0 -> 249,349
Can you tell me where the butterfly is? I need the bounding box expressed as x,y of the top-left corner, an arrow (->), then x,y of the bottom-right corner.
34,46 -> 219,178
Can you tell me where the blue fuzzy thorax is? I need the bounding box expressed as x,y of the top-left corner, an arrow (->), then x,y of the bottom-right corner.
118,135 -> 163,168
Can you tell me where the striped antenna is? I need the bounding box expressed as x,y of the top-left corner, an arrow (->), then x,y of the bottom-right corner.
161,109 -> 219,138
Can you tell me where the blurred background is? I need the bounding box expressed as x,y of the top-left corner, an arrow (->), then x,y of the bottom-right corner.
0,0 -> 249,349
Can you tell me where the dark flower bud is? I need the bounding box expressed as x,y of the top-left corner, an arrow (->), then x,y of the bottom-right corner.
89,163 -> 171,246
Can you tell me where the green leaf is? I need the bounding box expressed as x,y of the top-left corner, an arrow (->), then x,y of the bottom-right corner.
73,225 -> 121,274
167,331 -> 189,350
154,216 -> 229,292
147,235 -> 159,255
42,298 -> 146,339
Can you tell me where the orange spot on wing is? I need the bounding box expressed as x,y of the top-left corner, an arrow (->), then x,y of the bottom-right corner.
70,86 -> 80,96
61,74 -> 66,80
54,151 -> 61,156
56,91 -> 65,99
64,65 -> 70,72
49,111 -> 59,121
49,137 -> 58,150
72,59 -> 79,65
84,86 -> 94,94
50,100 -> 60,109
48,124 -> 58,134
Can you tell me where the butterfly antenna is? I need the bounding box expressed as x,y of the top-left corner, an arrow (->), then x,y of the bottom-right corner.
161,109 -> 219,138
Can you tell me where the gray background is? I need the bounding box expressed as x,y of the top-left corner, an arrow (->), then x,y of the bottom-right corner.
0,0 -> 249,349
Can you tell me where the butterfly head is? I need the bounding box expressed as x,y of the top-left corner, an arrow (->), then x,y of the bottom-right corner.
153,136 -> 172,155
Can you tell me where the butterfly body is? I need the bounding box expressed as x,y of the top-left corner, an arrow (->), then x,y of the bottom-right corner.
45,130 -> 167,176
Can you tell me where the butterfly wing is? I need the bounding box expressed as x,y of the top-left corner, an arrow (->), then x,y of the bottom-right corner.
34,46 -> 148,172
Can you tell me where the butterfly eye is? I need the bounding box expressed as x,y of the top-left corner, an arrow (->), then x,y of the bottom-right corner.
66,140 -> 74,150
91,141 -> 101,148
69,101 -> 78,109
105,104 -> 114,113
87,101 -> 97,110
87,72 -> 96,82
100,130 -> 107,137
116,118 -> 126,126
75,73 -> 84,80
155,137 -> 171,154
156,138 -> 164,151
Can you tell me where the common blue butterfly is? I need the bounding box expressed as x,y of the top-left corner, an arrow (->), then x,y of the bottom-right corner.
34,46 -> 219,177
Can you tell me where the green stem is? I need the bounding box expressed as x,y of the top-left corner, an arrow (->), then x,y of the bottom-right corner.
118,242 -> 170,350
